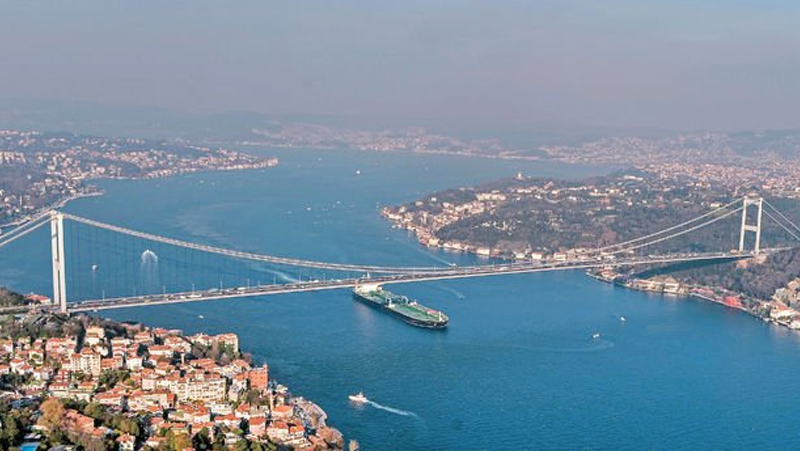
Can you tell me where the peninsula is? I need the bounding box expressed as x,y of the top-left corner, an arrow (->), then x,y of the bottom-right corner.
382,171 -> 800,261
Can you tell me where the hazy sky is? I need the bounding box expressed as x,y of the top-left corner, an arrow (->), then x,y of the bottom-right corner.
1,0 -> 799,131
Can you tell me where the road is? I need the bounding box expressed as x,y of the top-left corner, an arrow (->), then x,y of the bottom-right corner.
62,250 -> 761,312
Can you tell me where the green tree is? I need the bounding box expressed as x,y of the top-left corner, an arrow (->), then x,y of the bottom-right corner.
0,412 -> 23,449
167,430 -> 192,451
0,287 -> 26,307
250,441 -> 277,451
233,438 -> 251,451
84,402 -> 106,420
120,417 -> 142,438
212,431 -> 227,451
192,428 -> 213,451
47,428 -> 69,446
99,369 -> 130,388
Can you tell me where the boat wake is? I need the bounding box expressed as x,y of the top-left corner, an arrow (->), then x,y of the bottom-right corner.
495,338 -> 616,354
436,284 -> 466,300
424,252 -> 455,267
366,400 -> 417,417
543,337 -> 615,353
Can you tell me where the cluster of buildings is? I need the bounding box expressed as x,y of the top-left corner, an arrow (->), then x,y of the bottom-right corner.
763,279 -> 800,329
590,268 -> 684,295
540,134 -> 732,166
773,279 -> 800,309
0,168 -> 92,226
249,124 -> 510,157
0,129 -> 278,226
541,132 -> 800,198
641,161 -> 800,199
0,317 -> 342,450
382,195 -> 494,252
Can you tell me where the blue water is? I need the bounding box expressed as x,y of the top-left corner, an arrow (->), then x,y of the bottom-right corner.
4,148 -> 800,450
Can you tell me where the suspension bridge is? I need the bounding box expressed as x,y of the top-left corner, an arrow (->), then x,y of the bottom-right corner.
1,194 -> 800,314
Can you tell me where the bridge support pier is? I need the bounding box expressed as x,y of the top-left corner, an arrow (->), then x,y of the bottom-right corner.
50,211 -> 67,313
739,196 -> 763,254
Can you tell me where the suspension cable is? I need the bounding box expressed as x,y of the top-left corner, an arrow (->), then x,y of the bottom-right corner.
592,197 -> 743,253
0,216 -> 50,250
763,209 -> 800,242
61,213 -> 441,274
763,199 -> 800,236
0,211 -> 51,239
44,194 -> 774,278
60,201 -> 749,273
605,205 -> 744,255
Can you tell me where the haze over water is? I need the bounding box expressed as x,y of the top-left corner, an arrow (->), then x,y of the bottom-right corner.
5,149 -> 800,449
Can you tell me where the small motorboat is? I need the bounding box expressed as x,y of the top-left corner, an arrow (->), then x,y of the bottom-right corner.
349,392 -> 368,403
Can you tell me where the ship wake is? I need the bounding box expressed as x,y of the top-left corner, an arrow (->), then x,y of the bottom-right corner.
366,400 -> 417,417
437,284 -> 466,300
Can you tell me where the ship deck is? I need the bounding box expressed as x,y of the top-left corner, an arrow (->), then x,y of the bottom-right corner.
388,300 -> 446,322
356,288 -> 448,323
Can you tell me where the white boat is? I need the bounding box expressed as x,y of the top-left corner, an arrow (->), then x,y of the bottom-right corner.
620,316 -> 627,322
349,392 -> 368,403
592,332 -> 601,339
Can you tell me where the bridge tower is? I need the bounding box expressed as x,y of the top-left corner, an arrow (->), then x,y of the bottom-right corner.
739,195 -> 763,254
50,211 -> 67,313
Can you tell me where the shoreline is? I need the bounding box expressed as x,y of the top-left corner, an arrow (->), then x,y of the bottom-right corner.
231,141 -> 545,161
0,160 -> 278,231
387,224 -> 546,263
0,310 -> 346,450
0,189 -> 104,230
587,269 -> 800,333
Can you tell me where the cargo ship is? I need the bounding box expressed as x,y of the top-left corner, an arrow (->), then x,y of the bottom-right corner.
353,283 -> 449,329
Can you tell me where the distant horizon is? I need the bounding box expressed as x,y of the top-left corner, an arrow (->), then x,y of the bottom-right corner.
2,1 -> 799,132
2,96 -> 797,144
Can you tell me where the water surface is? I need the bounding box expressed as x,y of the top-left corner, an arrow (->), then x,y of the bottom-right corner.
3,149 -> 799,450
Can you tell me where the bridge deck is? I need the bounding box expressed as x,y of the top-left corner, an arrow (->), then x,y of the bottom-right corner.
64,251 -> 762,312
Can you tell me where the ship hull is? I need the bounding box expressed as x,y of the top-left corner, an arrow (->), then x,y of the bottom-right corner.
353,292 -> 448,329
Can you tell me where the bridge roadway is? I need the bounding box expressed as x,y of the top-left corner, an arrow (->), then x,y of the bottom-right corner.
64,250 -> 766,312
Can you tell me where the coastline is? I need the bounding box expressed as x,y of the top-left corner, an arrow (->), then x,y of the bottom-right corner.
233,141 -> 544,161
0,189 -> 104,230
587,269 -> 800,333
0,159 -> 278,231
0,311 -> 345,450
